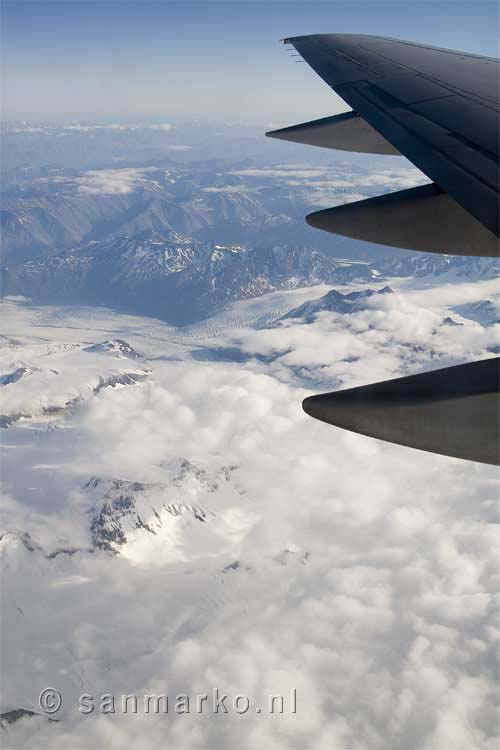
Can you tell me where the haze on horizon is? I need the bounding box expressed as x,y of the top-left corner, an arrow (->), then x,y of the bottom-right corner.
1,0 -> 499,123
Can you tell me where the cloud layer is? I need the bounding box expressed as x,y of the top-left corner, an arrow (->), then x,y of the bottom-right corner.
1,277 -> 499,749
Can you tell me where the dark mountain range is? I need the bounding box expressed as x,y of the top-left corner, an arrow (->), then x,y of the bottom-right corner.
0,182 -> 271,263
3,231 -> 380,324
0,157 -> 420,264
2,154 -> 498,326
4,226 -> 498,325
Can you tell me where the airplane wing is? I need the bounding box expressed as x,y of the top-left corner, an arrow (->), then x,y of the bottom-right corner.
267,34 -> 499,257
303,358 -> 500,466
267,35 -> 500,465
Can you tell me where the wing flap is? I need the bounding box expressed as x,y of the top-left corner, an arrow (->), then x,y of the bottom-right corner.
303,358 -> 500,465
306,183 -> 500,257
266,112 -> 399,154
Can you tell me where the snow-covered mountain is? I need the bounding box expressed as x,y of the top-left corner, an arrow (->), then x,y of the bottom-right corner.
379,252 -> 500,280
0,162 -> 271,262
83,339 -> 141,358
3,154 -> 498,331
454,298 -> 500,326
84,460 -> 244,561
2,460 -> 246,564
0,335 -> 151,428
4,231 -> 380,323
6,228 -> 499,324
281,286 -> 394,323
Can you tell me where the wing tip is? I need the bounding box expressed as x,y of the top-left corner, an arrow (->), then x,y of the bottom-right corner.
302,395 -> 317,419
305,209 -> 330,231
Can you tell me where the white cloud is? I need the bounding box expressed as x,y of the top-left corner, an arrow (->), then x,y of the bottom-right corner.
6,123 -> 173,134
227,164 -> 427,208
230,167 -> 332,179
229,165 -> 425,189
0,279 -> 499,749
77,167 -> 163,195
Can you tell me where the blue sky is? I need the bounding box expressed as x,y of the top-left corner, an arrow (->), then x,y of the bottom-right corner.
1,0 -> 499,121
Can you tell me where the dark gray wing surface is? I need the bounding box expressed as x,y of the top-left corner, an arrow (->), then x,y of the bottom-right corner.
268,34 -> 500,464
282,34 -> 500,241
303,358 -> 500,465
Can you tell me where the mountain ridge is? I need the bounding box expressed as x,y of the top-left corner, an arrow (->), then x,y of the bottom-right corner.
4,230 -> 498,324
